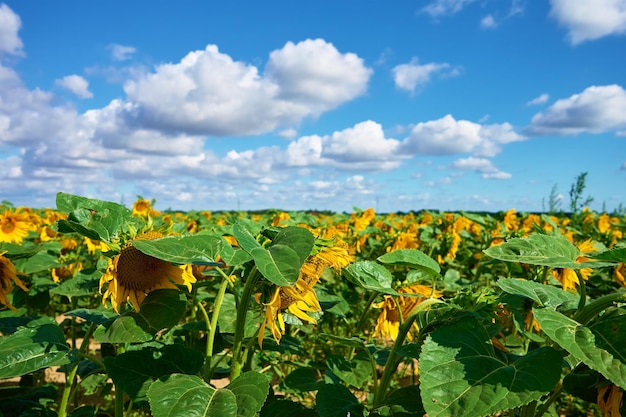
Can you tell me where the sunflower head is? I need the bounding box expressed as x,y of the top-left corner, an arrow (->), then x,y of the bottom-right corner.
0,254 -> 28,311
99,231 -> 196,313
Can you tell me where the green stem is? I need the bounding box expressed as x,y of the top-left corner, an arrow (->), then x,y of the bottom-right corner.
576,270 -> 587,313
114,344 -> 126,417
535,381 -> 563,417
58,323 -> 97,417
373,313 -> 419,408
203,272 -> 230,382
355,291 -> 379,335
573,291 -> 626,324
230,266 -> 260,381
520,400 -> 537,417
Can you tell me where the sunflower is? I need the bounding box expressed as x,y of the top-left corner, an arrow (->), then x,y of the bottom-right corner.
0,208 -> 32,244
0,253 -> 28,311
551,239 -> 598,291
373,284 -> 442,342
257,244 -> 353,347
99,232 -> 196,313
597,383 -> 623,417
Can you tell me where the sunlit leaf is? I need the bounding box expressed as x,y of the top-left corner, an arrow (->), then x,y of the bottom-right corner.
0,317 -> 70,379
420,315 -> 562,417
132,234 -> 223,265
377,249 -> 440,279
497,278 -> 579,309
533,308 -> 626,389
344,261 -> 400,295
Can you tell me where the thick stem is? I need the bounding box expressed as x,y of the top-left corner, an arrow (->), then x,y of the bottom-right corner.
58,323 -> 97,417
230,267 -> 259,381
535,381 -> 563,417
203,273 -> 230,382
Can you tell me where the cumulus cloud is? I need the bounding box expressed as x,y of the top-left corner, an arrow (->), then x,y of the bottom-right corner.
526,93 -> 549,106
0,4 -> 23,56
108,44 -> 137,61
550,0 -> 626,44
55,74 -> 93,99
400,114 -> 525,157
527,85 -> 626,135
392,58 -> 461,93
451,156 -> 512,179
124,39 -> 372,136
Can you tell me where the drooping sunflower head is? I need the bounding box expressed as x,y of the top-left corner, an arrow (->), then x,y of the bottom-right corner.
99,231 -> 196,313
0,254 -> 28,311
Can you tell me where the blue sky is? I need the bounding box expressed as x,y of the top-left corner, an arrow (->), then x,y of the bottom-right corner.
0,1 -> 625,213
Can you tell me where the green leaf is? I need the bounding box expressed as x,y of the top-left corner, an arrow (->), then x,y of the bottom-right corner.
65,308 -> 117,325
132,234 -> 223,265
232,224 -> 262,253
51,269 -> 102,297
484,234 -> 608,269
14,251 -> 60,274
371,385 -> 425,417
321,334 -> 366,350
260,399 -> 318,417
104,344 -> 204,400
227,371 -> 270,417
326,352 -> 372,389
272,226 -> 314,266
344,261 -> 400,295
148,374 -> 237,417
377,249 -> 441,278
0,317 -> 70,379
497,278 -> 579,309
533,308 -> 626,389
55,192 -> 134,242
94,290 -> 187,343
284,367 -> 323,392
594,246 -> 626,263
94,315 -> 152,344
315,384 -> 365,417
250,245 -> 302,286
420,316 -> 562,417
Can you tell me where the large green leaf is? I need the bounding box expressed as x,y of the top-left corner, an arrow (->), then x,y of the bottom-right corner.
315,384 -> 365,417
533,308 -> 626,389
51,268 -> 102,297
148,374 -> 237,417
251,245 -> 302,286
484,234 -> 610,269
377,249 -> 441,279
55,192 -> 134,242
0,317 -> 70,379
344,261 -> 400,295
420,316 -> 562,417
284,367 -> 323,392
14,251 -> 60,274
497,278 -> 579,310
132,234 -> 223,265
227,371 -> 271,417
272,226 -> 314,266
147,371 -> 269,417
593,246 -> 626,263
94,289 -> 187,343
104,344 -> 204,400
232,224 -> 262,253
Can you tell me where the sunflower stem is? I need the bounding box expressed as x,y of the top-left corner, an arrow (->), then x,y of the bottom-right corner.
230,266 -> 259,381
203,273 -> 230,382
58,323 -> 96,417
372,312 -> 419,408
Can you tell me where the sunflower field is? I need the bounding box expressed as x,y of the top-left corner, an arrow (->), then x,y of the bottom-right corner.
1,192 -> 626,417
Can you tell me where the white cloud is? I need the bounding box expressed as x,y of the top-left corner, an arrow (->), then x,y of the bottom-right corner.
0,4 -> 23,56
527,84 -> 626,135
55,74 -> 93,99
124,39 -> 372,136
452,156 -> 512,179
400,114 -> 525,156
108,44 -> 137,61
617,130 -> 626,137
549,0 -> 626,44
481,15 -> 497,29
278,128 -> 298,140
526,93 -> 549,106
392,58 -> 460,93
421,0 -> 477,17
